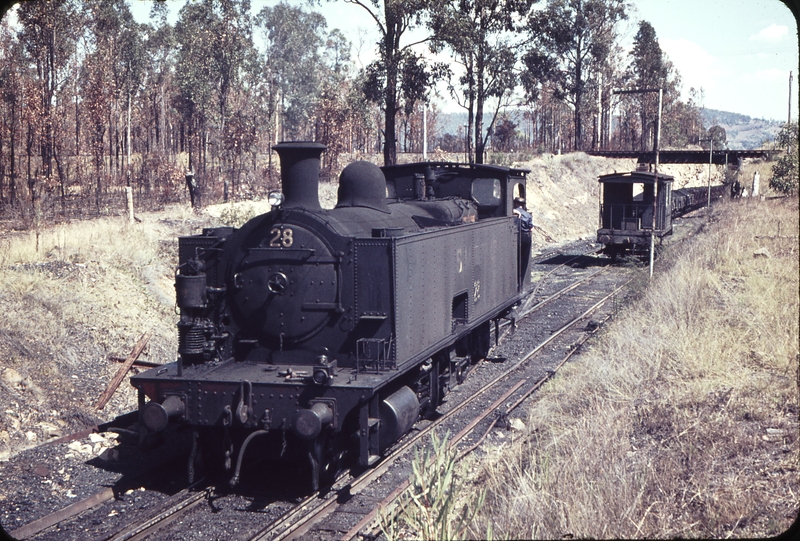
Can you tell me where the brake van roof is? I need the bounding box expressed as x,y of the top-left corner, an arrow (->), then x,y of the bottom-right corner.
598,170 -> 674,184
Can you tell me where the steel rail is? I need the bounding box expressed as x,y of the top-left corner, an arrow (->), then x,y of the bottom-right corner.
521,265 -> 608,317
88,479 -> 209,541
495,264 -> 609,350
7,447 -> 186,540
247,482 -> 345,541
8,488 -> 116,540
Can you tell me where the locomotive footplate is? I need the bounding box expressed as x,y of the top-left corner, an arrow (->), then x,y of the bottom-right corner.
131,359 -> 409,469
133,360 -> 392,430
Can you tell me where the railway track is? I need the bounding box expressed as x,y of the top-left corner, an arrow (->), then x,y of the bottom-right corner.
345,293 -> 623,541
7,244 -> 630,541
92,481 -> 211,541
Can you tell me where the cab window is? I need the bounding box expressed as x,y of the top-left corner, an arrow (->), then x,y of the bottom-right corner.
471,177 -> 501,208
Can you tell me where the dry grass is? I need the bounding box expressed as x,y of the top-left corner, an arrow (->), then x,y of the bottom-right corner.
462,196 -> 799,538
0,205 -> 215,459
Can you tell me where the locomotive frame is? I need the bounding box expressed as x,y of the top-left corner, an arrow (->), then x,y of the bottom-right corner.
131,143 -> 533,489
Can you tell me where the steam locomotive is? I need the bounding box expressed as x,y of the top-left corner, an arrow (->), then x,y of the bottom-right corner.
131,142 -> 533,489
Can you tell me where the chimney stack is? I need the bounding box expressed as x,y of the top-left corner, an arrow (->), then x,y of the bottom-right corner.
273,142 -> 326,209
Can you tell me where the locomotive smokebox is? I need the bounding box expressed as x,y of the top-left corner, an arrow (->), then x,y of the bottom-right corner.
273,141 -> 327,209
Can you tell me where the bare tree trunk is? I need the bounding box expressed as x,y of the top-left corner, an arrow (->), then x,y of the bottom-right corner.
161,85 -> 166,154
0,122 -> 4,205
10,98 -> 17,207
382,9 -> 400,166
74,79 -> 80,158
26,121 -> 36,220
126,91 -> 131,187
464,59 -> 475,164
475,49 -> 486,164
573,50 -> 584,151
108,107 -> 113,178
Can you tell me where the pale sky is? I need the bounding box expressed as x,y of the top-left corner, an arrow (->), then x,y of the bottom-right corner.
631,0 -> 798,121
125,0 -> 800,122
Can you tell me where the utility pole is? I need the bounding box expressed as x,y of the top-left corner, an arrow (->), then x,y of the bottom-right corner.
700,137 -> 713,209
463,124 -> 468,163
612,87 -> 662,278
789,71 -> 793,126
422,104 -> 428,161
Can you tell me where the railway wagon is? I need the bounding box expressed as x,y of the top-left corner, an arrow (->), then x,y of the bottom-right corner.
596,168 -> 726,257
672,183 -> 726,216
130,142 -> 533,490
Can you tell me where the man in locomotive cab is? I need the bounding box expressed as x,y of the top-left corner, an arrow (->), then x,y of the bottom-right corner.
513,196 -> 533,233
513,195 -> 533,288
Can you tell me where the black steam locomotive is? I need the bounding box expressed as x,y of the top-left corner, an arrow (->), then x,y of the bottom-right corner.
596,168 -> 726,257
131,142 -> 532,489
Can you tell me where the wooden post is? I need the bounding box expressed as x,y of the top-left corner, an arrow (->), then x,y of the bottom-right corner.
126,186 -> 134,223
96,332 -> 151,410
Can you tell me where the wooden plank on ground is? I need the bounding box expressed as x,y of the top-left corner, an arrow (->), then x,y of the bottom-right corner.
9,487 -> 115,540
108,355 -> 162,368
95,332 -> 151,410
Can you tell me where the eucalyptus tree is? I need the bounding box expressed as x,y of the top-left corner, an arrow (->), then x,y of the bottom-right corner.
215,0 -> 255,200
255,2 -> 329,144
627,20 -> 673,150
523,0 -> 628,151
215,2 -> 254,137
114,4 -> 147,185
16,0 -> 81,213
705,125 -> 727,149
362,44 -> 445,155
313,28 -> 366,174
77,0 -> 145,206
174,0 -> 253,204
174,0 -> 213,180
770,122 -> 798,195
81,36 -> 110,201
335,0 -> 434,166
0,19 -> 24,207
429,0 -> 534,163
143,1 -> 175,156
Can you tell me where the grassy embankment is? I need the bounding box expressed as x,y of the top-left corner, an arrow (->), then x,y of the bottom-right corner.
390,196 -> 799,539
0,207 -> 214,459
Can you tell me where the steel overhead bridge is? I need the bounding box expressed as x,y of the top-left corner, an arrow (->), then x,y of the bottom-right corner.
588,149 -> 775,165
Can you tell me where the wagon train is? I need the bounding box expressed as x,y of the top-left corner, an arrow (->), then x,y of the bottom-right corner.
130,142 -> 534,490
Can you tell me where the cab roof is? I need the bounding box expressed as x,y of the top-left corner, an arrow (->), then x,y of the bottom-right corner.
382,161 -> 530,178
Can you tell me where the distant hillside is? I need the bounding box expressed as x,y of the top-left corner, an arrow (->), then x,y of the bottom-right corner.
701,108 -> 784,150
435,108 -> 785,151
436,111 -> 501,137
